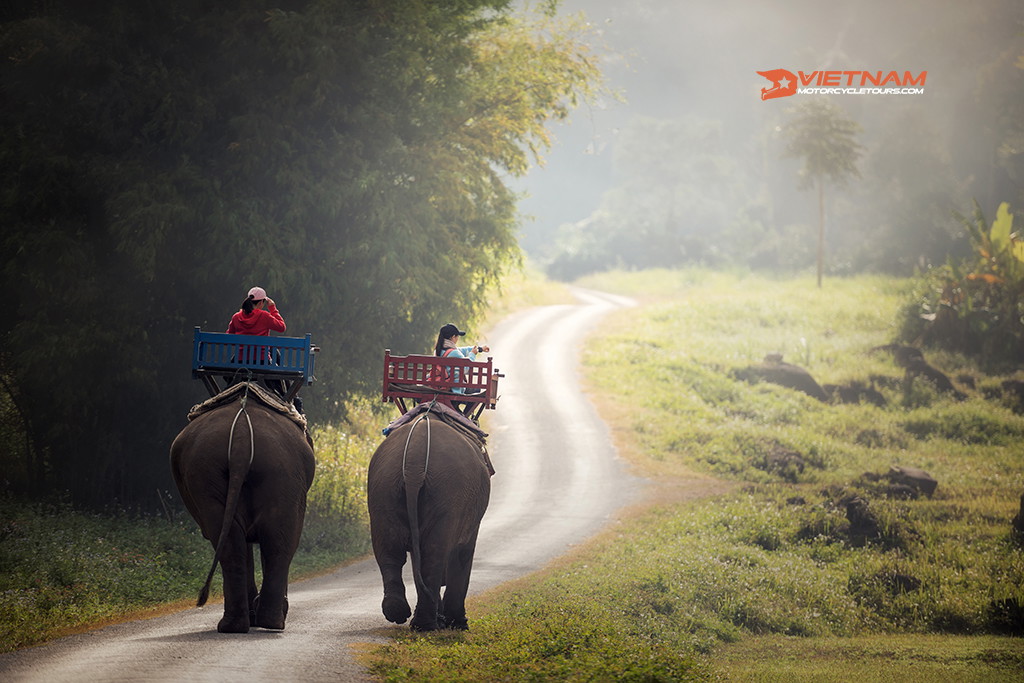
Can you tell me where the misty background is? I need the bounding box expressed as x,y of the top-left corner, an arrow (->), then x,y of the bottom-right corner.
0,0 -> 1021,509
514,0 -> 1023,279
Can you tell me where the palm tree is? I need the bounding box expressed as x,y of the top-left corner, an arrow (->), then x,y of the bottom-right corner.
782,99 -> 863,287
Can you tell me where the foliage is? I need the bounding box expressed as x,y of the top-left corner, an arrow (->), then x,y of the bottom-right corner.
366,270 -> 1024,681
781,99 -> 863,287
0,497 -> 211,653
299,402 -> 383,562
899,201 -> 1024,367
781,100 -> 863,192
0,0 -> 604,508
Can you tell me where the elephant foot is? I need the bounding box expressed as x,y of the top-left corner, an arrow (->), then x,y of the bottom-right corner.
443,616 -> 469,631
409,618 -> 441,632
217,614 -> 250,633
255,614 -> 286,630
253,594 -> 287,630
382,595 -> 411,624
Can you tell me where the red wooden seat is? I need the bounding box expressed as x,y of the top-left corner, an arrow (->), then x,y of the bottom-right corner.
382,349 -> 501,419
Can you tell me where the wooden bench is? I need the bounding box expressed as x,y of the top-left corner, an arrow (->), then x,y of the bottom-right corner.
382,349 -> 501,419
192,327 -> 317,400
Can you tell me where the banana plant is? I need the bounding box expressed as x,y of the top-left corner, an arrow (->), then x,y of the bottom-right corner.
955,201 -> 1024,284
929,200 -> 1024,363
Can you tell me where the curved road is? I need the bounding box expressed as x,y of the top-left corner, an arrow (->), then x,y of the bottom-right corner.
0,287 -> 640,682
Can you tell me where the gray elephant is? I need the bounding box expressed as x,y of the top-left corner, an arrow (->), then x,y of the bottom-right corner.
367,413 -> 491,631
170,385 -> 315,633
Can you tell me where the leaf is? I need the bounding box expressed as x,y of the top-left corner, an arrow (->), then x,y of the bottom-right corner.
1014,240 -> 1024,264
966,273 -> 1004,284
989,201 -> 1013,253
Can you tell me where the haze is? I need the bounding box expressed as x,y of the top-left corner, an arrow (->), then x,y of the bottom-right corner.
515,0 -> 1023,278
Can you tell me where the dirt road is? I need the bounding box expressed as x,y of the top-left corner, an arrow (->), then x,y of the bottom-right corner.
0,288 -> 640,682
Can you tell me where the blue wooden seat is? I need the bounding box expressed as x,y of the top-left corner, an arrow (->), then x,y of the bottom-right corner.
192,327 -> 317,399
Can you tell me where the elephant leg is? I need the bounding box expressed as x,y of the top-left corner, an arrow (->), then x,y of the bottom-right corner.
217,522 -> 251,634
409,547 -> 444,632
254,554 -> 291,630
254,533 -> 299,630
371,528 -> 411,624
246,543 -> 258,625
440,540 -> 478,630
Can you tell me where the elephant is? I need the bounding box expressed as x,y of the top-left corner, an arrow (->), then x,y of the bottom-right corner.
367,412 -> 491,631
170,384 -> 315,633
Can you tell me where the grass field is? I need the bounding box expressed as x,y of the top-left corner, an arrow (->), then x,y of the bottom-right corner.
365,269 -> 1024,682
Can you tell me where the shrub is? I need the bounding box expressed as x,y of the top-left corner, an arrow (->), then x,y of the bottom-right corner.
900,201 -> 1024,369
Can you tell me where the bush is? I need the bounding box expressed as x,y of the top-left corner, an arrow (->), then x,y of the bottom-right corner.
899,202 -> 1024,369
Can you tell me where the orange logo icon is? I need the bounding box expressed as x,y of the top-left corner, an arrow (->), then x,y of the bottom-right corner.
757,69 -> 797,100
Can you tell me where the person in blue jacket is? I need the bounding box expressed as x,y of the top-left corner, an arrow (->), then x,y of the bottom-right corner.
434,323 -> 490,395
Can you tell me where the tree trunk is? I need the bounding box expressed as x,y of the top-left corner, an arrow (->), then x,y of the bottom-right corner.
817,177 -> 825,288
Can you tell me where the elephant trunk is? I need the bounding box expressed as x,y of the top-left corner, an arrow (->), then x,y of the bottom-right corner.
197,402 -> 256,607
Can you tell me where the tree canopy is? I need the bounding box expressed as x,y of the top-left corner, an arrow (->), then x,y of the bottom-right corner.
0,0 -> 602,507
782,99 -> 863,287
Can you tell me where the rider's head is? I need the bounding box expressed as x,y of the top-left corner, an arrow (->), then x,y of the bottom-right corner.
435,323 -> 467,355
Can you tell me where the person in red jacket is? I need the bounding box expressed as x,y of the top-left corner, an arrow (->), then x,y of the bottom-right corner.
226,286 -> 299,411
227,286 -> 286,337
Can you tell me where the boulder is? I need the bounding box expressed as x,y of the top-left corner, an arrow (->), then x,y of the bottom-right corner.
871,344 -> 966,400
734,354 -> 828,401
887,465 -> 938,497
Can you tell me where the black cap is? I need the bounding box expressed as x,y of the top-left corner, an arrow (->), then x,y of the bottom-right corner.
440,323 -> 466,338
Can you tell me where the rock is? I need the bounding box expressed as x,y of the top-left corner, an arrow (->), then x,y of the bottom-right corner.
1002,380 -> 1024,414
887,465 -> 938,497
755,444 -> 806,483
844,495 -> 880,547
734,355 -> 829,401
871,344 -> 966,400
988,597 -> 1024,635
957,374 -> 976,390
883,483 -> 919,500
1012,492 -> 1024,544
825,380 -> 887,407
1002,379 -> 1024,400
904,357 -> 967,400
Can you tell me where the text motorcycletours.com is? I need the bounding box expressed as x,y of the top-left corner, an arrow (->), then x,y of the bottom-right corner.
757,69 -> 927,100
797,86 -> 924,95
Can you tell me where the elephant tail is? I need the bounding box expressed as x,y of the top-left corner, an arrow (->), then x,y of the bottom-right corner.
197,402 -> 255,607
403,415 -> 431,606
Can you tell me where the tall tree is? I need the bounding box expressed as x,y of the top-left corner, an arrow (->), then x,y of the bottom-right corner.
782,99 -> 863,288
0,0 -> 603,507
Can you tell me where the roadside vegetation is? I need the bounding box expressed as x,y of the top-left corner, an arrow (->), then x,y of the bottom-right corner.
365,269 -> 1024,682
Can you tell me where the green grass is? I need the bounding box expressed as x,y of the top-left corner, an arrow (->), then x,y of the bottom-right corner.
365,269 -> 1024,682
0,499 -> 212,650
715,634 -> 1024,682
